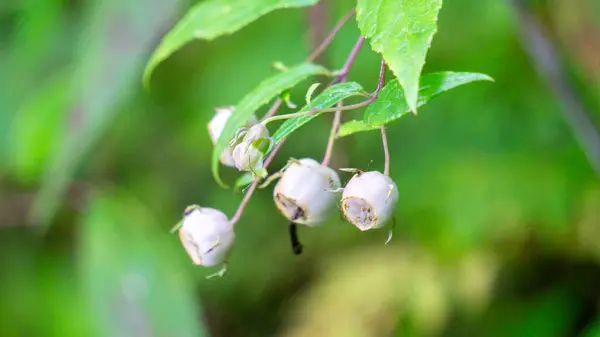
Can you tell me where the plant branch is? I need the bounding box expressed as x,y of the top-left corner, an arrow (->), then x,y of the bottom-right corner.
330,36 -> 365,86
376,58 -> 386,94
307,8 -> 355,63
381,126 -> 390,176
321,35 -> 365,166
322,102 -> 343,166
262,99 -> 282,120
510,0 -> 600,177
232,11 -> 358,224
376,58 -> 390,175
261,8 -> 354,122
261,97 -> 375,125
230,140 -> 285,225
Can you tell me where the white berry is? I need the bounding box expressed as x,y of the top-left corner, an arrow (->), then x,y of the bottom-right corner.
341,171 -> 398,230
178,205 -> 235,266
273,158 -> 341,226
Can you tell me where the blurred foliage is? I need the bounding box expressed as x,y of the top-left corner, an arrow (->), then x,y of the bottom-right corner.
1,0 -> 600,336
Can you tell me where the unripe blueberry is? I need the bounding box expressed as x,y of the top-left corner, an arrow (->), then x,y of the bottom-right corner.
178,205 -> 235,266
274,158 -> 341,226
341,171 -> 398,230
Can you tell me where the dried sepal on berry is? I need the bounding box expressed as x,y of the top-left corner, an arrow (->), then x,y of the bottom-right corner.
178,205 -> 235,267
341,171 -> 399,231
273,158 -> 341,226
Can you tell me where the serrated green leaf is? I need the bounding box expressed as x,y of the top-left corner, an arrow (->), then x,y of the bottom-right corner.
365,72 -> 493,126
212,63 -> 328,187
143,0 -> 319,87
356,0 -> 443,113
271,82 -> 366,144
336,120 -> 378,138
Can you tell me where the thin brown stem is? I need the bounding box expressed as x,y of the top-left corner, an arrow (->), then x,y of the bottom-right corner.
262,97 -> 375,125
381,126 -> 390,176
331,36 -> 365,86
320,35 -> 365,166
230,139 -> 286,225
376,58 -> 389,175
321,102 -> 343,166
376,59 -> 386,93
232,11 -> 358,225
307,8 -> 355,62
262,99 -> 282,120
261,8 -> 355,123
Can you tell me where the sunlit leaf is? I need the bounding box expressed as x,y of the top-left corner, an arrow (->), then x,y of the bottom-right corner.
234,168 -> 267,191
365,72 -> 493,126
271,82 -> 367,144
212,63 -> 328,187
336,120 -> 378,138
234,172 -> 255,191
143,0 -> 320,87
80,190 -> 207,337
305,83 -> 321,107
356,0 -> 443,113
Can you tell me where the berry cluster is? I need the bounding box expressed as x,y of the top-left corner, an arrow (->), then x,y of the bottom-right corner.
176,108 -> 398,278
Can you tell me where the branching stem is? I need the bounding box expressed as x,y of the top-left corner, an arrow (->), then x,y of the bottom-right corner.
321,102 -> 343,166
261,8 -> 355,122
381,126 -> 390,176
230,140 -> 284,225
321,35 -> 365,166
307,9 -> 355,62
261,97 -> 376,125
375,59 -> 390,176
231,10 -> 356,225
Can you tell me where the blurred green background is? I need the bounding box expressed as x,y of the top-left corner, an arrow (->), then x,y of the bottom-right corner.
1,0 -> 600,336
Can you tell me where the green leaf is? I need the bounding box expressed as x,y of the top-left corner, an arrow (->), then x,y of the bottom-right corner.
235,172 -> 255,191
365,72 -> 493,126
234,168 -> 267,191
305,83 -> 321,106
80,190 -> 207,336
356,0 -> 443,113
336,120 -> 378,138
271,82 -> 367,144
212,63 -> 328,187
143,0 -> 319,87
